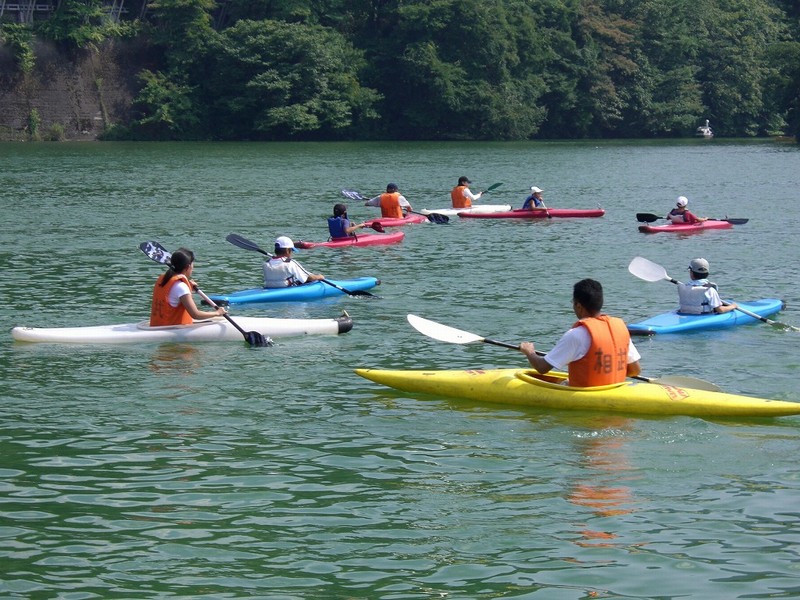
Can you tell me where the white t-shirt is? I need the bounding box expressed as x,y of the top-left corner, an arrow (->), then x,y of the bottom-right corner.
544,326 -> 641,371
263,257 -> 310,288
167,279 -> 191,307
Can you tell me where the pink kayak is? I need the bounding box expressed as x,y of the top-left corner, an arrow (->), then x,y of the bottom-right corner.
296,231 -> 405,249
638,220 -> 733,234
364,213 -> 429,227
458,208 -> 605,219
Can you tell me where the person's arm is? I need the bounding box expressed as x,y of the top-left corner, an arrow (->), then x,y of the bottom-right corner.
464,188 -> 482,202
398,194 -> 412,213
714,302 -> 738,314
626,360 -> 641,377
292,260 -> 325,283
344,219 -> 367,235
519,342 -> 554,374
179,288 -> 226,320
364,195 -> 380,207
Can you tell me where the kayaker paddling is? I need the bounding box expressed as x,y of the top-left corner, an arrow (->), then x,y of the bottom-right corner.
263,236 -> 325,288
518,279 -> 641,386
450,176 -> 482,209
522,186 -> 547,210
364,183 -> 412,218
667,196 -> 707,224
678,258 -> 738,315
150,248 -> 227,326
328,203 -> 368,239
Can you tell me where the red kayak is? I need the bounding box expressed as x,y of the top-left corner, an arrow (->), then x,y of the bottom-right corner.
296,231 -> 405,249
364,213 -> 429,227
638,220 -> 733,234
458,208 -> 605,219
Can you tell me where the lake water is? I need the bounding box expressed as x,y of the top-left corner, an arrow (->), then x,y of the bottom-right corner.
1,139 -> 799,598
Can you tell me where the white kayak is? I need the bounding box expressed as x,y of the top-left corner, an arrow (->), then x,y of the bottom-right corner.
11,314 -> 353,344
420,204 -> 512,217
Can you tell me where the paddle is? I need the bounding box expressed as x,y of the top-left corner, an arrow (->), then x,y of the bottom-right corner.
636,212 -> 749,225
225,233 -> 378,298
406,313 -> 723,391
628,256 -> 799,332
138,241 -> 273,347
342,189 -> 450,224
483,183 -> 503,193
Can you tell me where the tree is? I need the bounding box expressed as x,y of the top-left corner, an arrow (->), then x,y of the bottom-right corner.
201,19 -> 380,139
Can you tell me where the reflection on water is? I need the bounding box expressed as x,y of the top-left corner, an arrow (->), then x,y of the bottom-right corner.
567,417 -> 643,549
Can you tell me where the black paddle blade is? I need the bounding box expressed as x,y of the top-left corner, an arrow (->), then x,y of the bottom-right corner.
426,213 -> 450,224
245,331 -> 273,347
635,213 -> 660,223
722,218 -> 749,225
369,222 -> 386,233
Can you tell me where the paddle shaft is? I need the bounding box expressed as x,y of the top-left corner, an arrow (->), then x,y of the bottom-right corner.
479,335 -> 683,386
225,233 -> 376,297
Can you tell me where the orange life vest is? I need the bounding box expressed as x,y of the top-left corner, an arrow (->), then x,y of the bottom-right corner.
380,192 -> 404,218
568,315 -> 631,387
450,185 -> 471,209
150,273 -> 193,326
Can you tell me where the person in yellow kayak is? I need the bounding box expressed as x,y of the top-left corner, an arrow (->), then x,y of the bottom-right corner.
518,278 -> 641,386
328,203 -> 368,239
263,236 -> 325,288
678,258 -> 738,314
150,248 -> 226,326
450,176 -> 482,209
364,183 -> 412,218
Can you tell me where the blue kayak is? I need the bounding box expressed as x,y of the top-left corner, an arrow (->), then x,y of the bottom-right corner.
206,277 -> 380,305
628,298 -> 785,335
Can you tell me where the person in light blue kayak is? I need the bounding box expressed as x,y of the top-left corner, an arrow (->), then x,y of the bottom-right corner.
263,236 -> 325,288
328,203 -> 368,239
678,258 -> 738,314
522,186 -> 547,210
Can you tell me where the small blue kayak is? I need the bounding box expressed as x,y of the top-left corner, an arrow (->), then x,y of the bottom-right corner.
628,298 -> 785,335
206,277 -> 380,305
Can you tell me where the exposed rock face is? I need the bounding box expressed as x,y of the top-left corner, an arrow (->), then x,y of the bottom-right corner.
0,39 -> 153,140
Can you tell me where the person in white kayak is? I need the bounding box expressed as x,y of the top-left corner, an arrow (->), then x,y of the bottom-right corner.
450,176 -> 482,209
150,248 -> 226,326
678,258 -> 738,314
263,236 -> 325,288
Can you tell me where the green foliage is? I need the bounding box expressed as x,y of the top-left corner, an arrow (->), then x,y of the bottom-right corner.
46,123 -> 66,141
200,19 -> 380,139
35,0 -> 108,50
127,70 -> 201,140
1,24 -> 36,74
27,108 -> 41,141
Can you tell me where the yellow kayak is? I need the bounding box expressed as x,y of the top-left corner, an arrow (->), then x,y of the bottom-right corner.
354,368 -> 800,418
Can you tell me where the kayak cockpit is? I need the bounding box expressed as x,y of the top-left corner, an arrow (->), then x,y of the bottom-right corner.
515,370 -> 631,391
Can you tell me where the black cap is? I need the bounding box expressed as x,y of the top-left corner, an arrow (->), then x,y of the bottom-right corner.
387,183 -> 398,191
458,176 -> 471,185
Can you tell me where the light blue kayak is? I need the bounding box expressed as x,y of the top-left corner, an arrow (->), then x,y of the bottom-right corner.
628,298 -> 785,335
206,277 -> 380,305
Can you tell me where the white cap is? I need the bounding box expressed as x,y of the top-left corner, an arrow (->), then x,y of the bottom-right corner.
530,186 -> 544,193
275,236 -> 296,250
689,258 -> 709,275
676,196 -> 688,207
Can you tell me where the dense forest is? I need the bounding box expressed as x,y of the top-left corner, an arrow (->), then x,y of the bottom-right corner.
2,0 -> 799,141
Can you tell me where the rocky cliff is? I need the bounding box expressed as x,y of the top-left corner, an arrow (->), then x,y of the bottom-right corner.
0,39 -> 153,141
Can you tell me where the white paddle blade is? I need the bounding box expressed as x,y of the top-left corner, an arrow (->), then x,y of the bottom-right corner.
628,256 -> 669,282
406,314 -> 485,345
651,375 -> 722,392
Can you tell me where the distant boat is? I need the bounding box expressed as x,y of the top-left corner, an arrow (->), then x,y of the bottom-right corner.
696,119 -> 714,138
